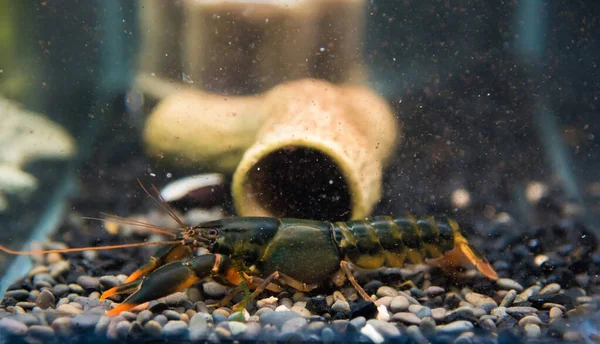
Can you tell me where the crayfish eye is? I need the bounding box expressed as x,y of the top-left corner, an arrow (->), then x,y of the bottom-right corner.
205,228 -> 219,238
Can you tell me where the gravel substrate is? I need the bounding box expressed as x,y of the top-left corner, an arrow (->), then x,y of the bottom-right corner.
1,209 -> 600,344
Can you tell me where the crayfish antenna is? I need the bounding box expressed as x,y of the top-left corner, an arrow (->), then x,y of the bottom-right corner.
0,240 -> 183,256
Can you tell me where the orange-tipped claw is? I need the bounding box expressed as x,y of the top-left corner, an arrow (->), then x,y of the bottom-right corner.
125,264 -> 157,284
106,302 -> 140,316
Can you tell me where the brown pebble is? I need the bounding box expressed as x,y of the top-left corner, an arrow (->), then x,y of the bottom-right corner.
46,253 -> 63,265
36,289 -> 56,309
549,307 -> 563,319
56,304 -> 83,315
213,308 -> 231,317
180,313 -> 189,324
518,315 -> 542,327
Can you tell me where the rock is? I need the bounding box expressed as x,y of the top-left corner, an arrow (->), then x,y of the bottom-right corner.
28,325 -> 55,339
162,320 -> 188,338
162,310 -> 181,321
408,304 -> 424,314
0,317 -> 28,336
376,286 -> 398,298
549,307 -> 563,319
505,306 -> 538,316
228,321 -> 248,337
76,276 -> 100,291
144,320 -> 162,338
56,304 -> 83,315
514,286 -> 541,303
68,284 -> 84,294
348,316 -> 366,332
7,313 -> 39,326
499,289 -> 518,307
281,317 -> 307,334
16,302 -> 36,310
36,289 -> 56,309
51,316 -> 72,336
361,323 -> 384,344
524,323 -> 541,338
419,317 -> 436,337
72,314 -> 101,332
377,304 -> 390,321
306,296 -> 328,314
50,261 -> 70,278
464,292 -> 497,311
202,281 -> 229,299
390,296 -> 409,312
374,296 -> 393,308
436,320 -> 474,334
406,325 -> 428,344
392,312 -> 421,325
260,311 -> 302,329
188,313 -> 209,341
367,319 -> 401,337
115,320 -> 132,340
416,306 -> 432,319
5,289 -> 29,301
496,278 -> 524,292
52,284 -> 70,298
331,300 -> 350,314
93,316 -> 110,337
540,283 -> 561,295
425,286 -> 445,297
518,315 -> 542,326
98,276 -> 120,290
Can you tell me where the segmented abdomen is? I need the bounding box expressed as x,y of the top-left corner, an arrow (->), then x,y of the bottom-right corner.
332,215 -> 462,269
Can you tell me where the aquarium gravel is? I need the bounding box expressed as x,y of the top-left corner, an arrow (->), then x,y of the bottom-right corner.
1,203 -> 599,344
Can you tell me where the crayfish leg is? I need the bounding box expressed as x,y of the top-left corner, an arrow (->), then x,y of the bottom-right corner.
340,261 -> 374,302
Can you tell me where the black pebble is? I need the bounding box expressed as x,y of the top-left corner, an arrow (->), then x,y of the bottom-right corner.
1,297 -> 18,307
528,293 -> 573,309
148,302 -> 169,313
306,296 -> 328,315
349,301 -> 377,319
362,280 -> 383,295
547,268 -> 575,287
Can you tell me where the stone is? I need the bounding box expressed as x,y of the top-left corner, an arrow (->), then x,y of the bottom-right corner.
540,283 -> 561,295
464,292 -> 497,311
144,320 -> 162,338
51,317 -> 73,336
162,320 -> 188,338
392,312 -> 421,325
390,296 -> 409,312
0,317 -> 28,336
376,286 -> 398,298
28,325 -> 55,339
518,315 -> 542,326
505,306 -> 538,316
496,278 -> 524,292
99,276 -> 120,290
436,320 -> 474,334
5,289 -> 29,301
367,319 -> 401,337
260,311 -> 302,329
549,307 -> 563,319
425,286 -> 445,297
499,289 -> 518,307
36,289 -> 56,310
524,324 -> 541,338
281,317 -> 307,334
361,323 -> 384,344
331,300 -> 350,314
56,304 -> 83,315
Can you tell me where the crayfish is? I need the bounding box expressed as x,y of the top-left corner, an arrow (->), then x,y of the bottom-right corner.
1,182 -> 498,316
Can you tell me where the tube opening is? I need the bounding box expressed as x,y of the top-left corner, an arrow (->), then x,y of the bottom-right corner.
246,146 -> 351,221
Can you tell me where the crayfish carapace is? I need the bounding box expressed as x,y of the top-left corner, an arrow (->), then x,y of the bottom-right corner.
0,182 -> 498,316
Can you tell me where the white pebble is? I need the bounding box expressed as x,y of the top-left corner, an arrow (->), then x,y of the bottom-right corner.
361,324 -> 385,344
377,305 -> 390,322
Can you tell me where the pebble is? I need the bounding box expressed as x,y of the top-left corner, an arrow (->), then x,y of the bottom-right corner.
68,284 -> 84,294
348,316 -> 366,332
374,296 -> 393,308
202,281 -> 229,299
431,307 -> 446,322
162,320 -> 188,338
518,315 -> 542,326
496,278 -> 524,292
390,295 -> 409,312
416,306 -> 432,318
98,276 -> 120,289
437,320 -> 474,334
228,321 -> 248,336
51,317 -> 72,336
163,309 -> 181,321
392,312 -> 421,325
376,304 -> 390,321
0,317 -> 28,336
50,261 -> 70,278
94,316 -> 110,336
76,276 -> 100,291
16,301 -> 36,310
367,319 -> 401,337
407,325 -> 429,344
499,289 -> 518,307
56,303 -> 83,315
331,300 -> 350,314
376,286 -> 398,298
419,317 -> 436,337
36,289 -> 56,309
549,307 -> 563,319
281,317 -> 307,334
28,325 -> 55,339
524,323 -> 541,338
52,284 -> 70,298
464,292 -> 497,311
425,286 -> 445,297
505,306 -> 538,316
72,314 -> 101,332
8,313 -> 40,326
189,313 -> 209,341
215,326 -> 232,340
115,320 -> 132,340
260,310 -> 301,329
140,320 -> 161,338
514,286 -> 541,303
5,289 -> 29,301
408,304 -> 424,314
361,323 -> 385,344
540,283 -> 561,295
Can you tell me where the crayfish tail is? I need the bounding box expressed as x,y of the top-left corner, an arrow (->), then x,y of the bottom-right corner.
427,240 -> 498,280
